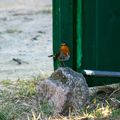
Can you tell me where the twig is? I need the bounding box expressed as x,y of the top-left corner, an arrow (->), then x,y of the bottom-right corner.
108,87 -> 120,99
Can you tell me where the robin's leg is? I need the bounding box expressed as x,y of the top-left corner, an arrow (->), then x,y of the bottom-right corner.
60,61 -> 65,67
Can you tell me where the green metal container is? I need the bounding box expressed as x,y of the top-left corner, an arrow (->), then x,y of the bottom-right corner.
53,0 -> 120,86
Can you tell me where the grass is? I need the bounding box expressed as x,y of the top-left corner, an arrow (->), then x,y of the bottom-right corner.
5,29 -> 22,34
0,79 -> 12,87
0,29 -> 22,35
112,108 -> 120,117
0,79 -> 119,120
17,80 -> 36,97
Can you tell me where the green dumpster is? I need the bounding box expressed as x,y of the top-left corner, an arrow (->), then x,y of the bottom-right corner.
53,0 -> 120,86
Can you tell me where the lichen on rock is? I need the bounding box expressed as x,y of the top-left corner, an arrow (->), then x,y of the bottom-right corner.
36,67 -> 89,115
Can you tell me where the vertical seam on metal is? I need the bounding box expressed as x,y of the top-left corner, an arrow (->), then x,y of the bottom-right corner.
76,0 -> 82,71
96,0 -> 98,69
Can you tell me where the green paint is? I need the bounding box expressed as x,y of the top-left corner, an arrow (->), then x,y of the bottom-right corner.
53,0 -> 76,69
53,0 -> 120,86
76,0 -> 82,71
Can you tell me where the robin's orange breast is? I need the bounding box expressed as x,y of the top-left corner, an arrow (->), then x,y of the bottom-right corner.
60,45 -> 70,56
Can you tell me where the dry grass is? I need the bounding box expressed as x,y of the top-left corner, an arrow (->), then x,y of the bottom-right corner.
0,78 -> 119,120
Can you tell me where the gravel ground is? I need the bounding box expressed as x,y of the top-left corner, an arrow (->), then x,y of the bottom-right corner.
0,0 -> 53,80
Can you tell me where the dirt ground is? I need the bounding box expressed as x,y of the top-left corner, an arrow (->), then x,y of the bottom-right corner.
0,0 -> 53,80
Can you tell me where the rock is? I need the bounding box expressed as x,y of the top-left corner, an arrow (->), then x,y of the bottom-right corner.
36,67 -> 89,115
36,79 -> 69,115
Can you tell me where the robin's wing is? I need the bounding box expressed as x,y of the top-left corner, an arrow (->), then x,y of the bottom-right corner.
54,52 -> 60,61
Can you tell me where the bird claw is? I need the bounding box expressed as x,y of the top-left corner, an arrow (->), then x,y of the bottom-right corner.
60,61 -> 65,67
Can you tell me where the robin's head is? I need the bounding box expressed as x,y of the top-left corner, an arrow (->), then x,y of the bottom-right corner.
60,43 -> 67,46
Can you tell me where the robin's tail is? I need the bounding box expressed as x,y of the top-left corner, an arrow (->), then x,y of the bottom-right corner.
48,55 -> 54,57
48,55 -> 56,61
48,53 -> 60,61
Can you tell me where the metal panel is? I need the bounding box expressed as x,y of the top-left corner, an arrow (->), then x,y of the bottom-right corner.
76,0 -> 82,71
81,0 -> 97,70
82,0 -> 120,70
96,0 -> 120,71
53,0 -> 120,86
81,0 -> 120,86
53,0 -> 77,69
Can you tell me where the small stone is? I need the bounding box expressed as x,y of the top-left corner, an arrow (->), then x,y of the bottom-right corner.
12,58 -> 29,65
37,30 -> 45,34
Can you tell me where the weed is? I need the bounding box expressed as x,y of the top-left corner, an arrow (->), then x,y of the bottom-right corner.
5,29 -> 22,34
0,79 -> 119,120
0,80 -> 11,87
38,100 -> 54,117
17,80 -> 36,97
27,111 -> 41,120
112,108 -> 120,117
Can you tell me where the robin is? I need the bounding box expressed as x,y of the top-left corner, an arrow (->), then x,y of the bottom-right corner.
48,43 -> 70,66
